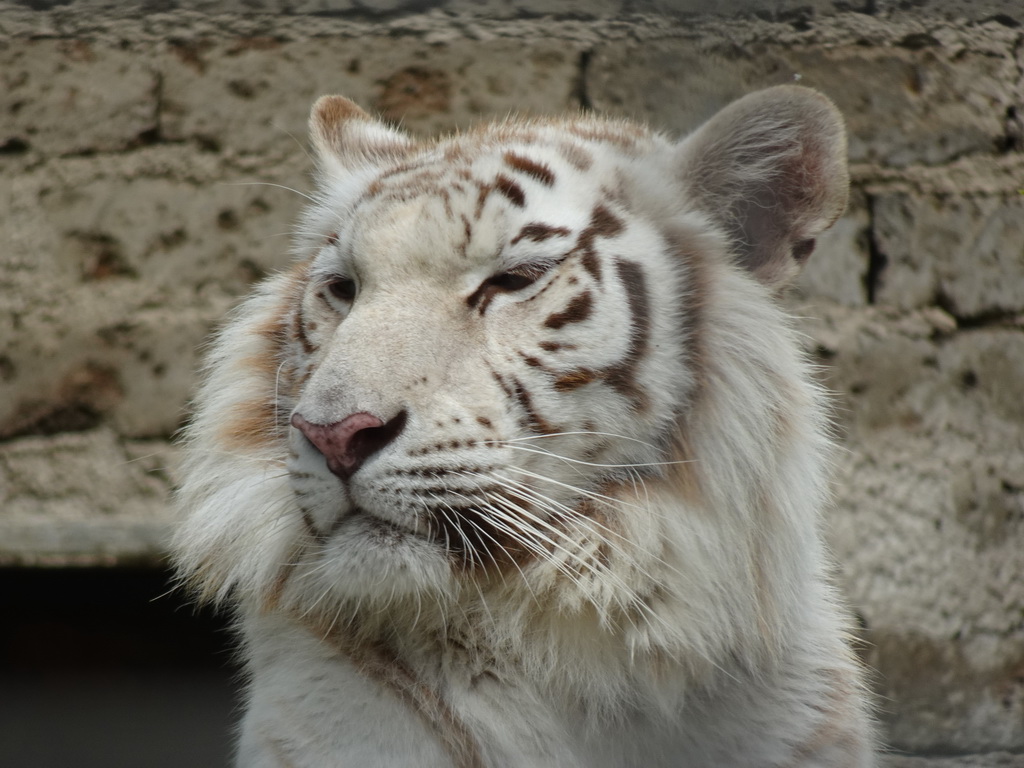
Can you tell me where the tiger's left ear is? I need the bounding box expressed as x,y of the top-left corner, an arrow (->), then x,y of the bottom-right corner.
309,95 -> 415,176
674,85 -> 848,288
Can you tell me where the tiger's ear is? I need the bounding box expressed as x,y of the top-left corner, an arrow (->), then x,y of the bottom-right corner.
675,85 -> 848,288
309,95 -> 414,174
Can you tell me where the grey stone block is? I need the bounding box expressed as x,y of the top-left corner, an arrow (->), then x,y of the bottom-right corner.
587,38 -> 1017,167
801,303 -> 1024,752
796,197 -> 872,307
3,0 -> 1024,24
0,39 -> 159,155
888,755 -> 1024,768
0,428 -> 177,565
872,194 -> 1024,317
160,37 -> 581,152
0,147 -> 303,440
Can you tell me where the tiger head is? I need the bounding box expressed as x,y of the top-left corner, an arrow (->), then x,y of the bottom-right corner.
174,86 -> 848,652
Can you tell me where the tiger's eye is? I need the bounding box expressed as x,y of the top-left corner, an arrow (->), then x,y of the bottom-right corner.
467,263 -> 554,312
326,277 -> 357,302
487,271 -> 538,292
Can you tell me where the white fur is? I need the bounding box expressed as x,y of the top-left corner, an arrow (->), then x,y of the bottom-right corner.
174,87 -> 875,766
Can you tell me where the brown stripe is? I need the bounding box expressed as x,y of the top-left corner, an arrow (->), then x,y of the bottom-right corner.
668,429 -> 704,507
263,546 -> 303,611
490,366 -> 515,399
571,204 -> 625,283
494,173 -> 526,207
459,214 -> 472,258
557,140 -> 593,171
510,222 -> 571,245
254,312 -> 291,367
467,270 -> 535,314
503,151 -> 556,186
519,352 -> 547,369
321,632 -> 486,768
566,121 -> 647,150
364,161 -> 418,198
583,204 -> 625,241
465,281 -> 494,313
220,270 -> 311,453
217,397 -> 283,452
544,291 -> 593,329
668,226 -> 711,394
440,186 -> 454,218
553,368 -> 599,392
234,350 -> 281,384
538,341 -> 574,353
294,309 -> 317,356
660,225 -> 713,506
509,375 -> 558,434
580,250 -> 602,282
263,737 -> 298,768
474,182 -> 492,219
782,668 -> 867,765
602,258 -> 651,410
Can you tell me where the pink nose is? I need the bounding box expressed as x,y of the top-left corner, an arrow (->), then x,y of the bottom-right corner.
290,410 -> 407,479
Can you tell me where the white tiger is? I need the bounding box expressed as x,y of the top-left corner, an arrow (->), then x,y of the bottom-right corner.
174,85 -> 876,767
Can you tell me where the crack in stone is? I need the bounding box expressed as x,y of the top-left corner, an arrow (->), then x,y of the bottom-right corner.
863,193 -> 888,306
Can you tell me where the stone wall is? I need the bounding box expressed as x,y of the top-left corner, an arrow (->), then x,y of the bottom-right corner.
1,0 -> 1022,759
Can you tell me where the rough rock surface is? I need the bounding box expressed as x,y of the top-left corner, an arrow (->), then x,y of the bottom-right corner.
889,756 -> 1024,768
1,0 -> 1022,758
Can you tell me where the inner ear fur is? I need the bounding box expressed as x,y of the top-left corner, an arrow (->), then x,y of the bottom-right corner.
309,95 -> 415,173
675,85 -> 849,287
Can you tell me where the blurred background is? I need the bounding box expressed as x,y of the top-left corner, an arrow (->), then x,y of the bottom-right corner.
1,1 -> 1023,765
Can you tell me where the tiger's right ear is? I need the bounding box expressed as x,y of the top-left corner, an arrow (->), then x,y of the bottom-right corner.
309,95 -> 414,175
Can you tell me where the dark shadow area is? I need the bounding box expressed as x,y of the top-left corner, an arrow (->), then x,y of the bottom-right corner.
0,567 -> 240,768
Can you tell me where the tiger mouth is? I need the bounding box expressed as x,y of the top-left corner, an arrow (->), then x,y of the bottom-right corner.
347,506 -> 469,552
348,506 -> 420,541
340,494 -> 543,570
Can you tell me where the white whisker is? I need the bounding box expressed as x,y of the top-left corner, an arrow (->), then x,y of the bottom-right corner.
220,180 -> 317,203
273,358 -> 289,434
491,430 -> 664,452
476,469 -> 705,600
502,443 -> 693,470
503,465 -> 648,511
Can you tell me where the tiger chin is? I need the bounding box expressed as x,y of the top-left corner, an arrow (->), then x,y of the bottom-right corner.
174,85 -> 876,767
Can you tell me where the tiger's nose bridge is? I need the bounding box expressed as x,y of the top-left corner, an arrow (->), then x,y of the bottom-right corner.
291,295 -> 464,476
337,288 -> 467,384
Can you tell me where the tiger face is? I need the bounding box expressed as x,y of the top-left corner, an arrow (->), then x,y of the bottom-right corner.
175,87 -> 849,631
282,117 -> 705,602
